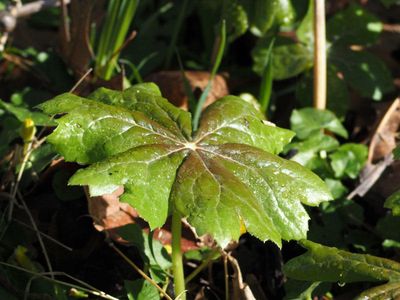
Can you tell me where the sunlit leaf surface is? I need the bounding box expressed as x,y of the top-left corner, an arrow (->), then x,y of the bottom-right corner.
40,83 -> 332,247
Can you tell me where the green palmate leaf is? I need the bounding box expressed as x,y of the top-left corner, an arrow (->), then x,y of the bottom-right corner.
40,84 -> 332,247
290,108 -> 348,140
88,83 -> 192,140
194,96 -> 294,155
329,143 -> 368,179
385,190 -> 400,216
284,240 -> 400,283
355,282 -> 400,300
70,145 -> 185,228
330,47 -> 394,101
327,4 -> 382,46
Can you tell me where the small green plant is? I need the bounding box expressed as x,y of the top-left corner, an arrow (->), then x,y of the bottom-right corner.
94,0 -> 139,80
284,107 -> 368,199
39,82 -> 332,299
284,240 -> 400,299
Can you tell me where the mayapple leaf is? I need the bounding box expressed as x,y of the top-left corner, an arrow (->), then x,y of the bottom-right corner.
38,92 -> 185,164
40,84 -> 332,247
284,240 -> 400,283
290,108 -> 348,140
194,96 -> 295,155
69,145 -> 186,229
88,83 -> 192,140
385,190 -> 400,216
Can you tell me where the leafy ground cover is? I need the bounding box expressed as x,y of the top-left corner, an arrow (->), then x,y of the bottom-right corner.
0,0 -> 400,299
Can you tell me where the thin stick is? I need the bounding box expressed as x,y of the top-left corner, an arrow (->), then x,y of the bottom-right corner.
69,67 -> 93,93
14,219 -> 73,251
97,31 -> 137,77
313,0 -> 327,110
223,254 -> 229,300
7,140 -> 33,221
185,248 -> 219,284
17,191 -> 54,280
0,263 -> 118,300
34,67 -> 93,144
108,242 -> 173,300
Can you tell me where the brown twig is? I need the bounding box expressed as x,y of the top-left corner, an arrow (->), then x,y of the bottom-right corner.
108,242 -> 173,300
0,0 -> 71,32
367,98 -> 400,164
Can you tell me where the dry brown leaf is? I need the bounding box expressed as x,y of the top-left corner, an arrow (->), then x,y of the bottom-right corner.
145,70 -> 229,110
227,254 -> 256,300
59,0 -> 95,78
84,186 -> 199,251
348,98 -> 400,199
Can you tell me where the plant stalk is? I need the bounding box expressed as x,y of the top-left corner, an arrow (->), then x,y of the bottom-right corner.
313,0 -> 326,110
192,20 -> 226,131
171,210 -> 186,300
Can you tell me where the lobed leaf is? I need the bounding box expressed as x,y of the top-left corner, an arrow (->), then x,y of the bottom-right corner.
40,84 -> 333,247
284,240 -> 400,283
195,96 -> 294,155
173,144 -> 331,247
69,145 -> 186,228
88,83 -> 192,139
39,93 -> 184,164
